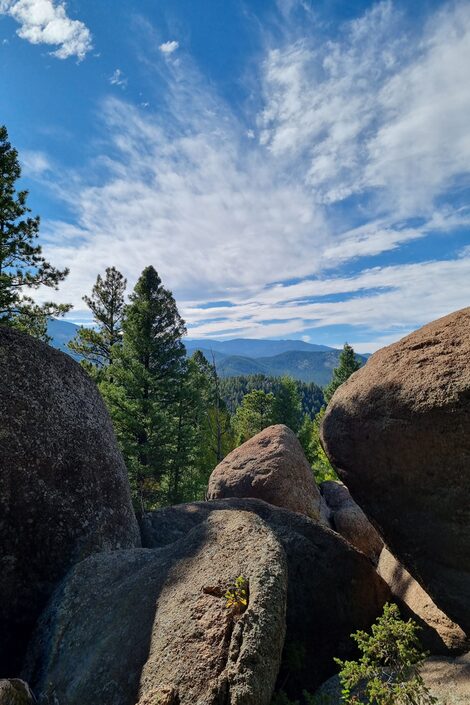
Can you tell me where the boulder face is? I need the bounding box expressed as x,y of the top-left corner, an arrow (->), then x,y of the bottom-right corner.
140,498 -> 391,698
207,425 -> 322,520
321,308 -> 470,632
0,327 -> 140,675
25,510 -> 287,705
377,547 -> 468,654
320,481 -> 384,563
0,679 -> 35,705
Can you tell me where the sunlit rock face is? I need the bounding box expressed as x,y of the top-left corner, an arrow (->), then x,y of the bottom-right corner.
321,307 -> 470,634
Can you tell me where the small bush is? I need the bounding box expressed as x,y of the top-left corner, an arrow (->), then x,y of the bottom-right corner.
225,575 -> 249,614
335,603 -> 437,705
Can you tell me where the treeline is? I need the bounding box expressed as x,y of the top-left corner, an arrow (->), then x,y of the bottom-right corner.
220,374 -> 325,418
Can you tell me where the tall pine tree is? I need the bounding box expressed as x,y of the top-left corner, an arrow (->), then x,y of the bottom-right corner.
0,125 -> 70,339
101,266 -> 186,513
69,266 -> 126,376
324,343 -> 362,403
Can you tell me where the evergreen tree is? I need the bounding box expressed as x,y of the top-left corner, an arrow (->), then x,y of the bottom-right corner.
273,376 -> 302,432
101,266 -> 186,513
298,409 -> 338,483
69,266 -> 126,376
0,125 -> 70,339
232,389 -> 276,444
324,342 -> 362,403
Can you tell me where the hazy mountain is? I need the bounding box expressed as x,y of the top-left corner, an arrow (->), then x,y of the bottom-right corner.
47,319 -> 80,357
47,321 -> 366,385
185,338 -> 334,358
212,349 -> 367,386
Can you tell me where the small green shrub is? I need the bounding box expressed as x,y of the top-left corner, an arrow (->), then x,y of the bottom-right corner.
335,603 -> 437,705
225,575 -> 249,614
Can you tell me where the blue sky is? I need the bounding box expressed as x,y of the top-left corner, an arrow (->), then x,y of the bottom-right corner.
1,0 -> 470,351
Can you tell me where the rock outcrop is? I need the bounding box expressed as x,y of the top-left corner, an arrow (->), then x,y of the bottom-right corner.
0,327 -> 140,675
320,481 -> 383,562
207,425 -> 322,520
0,680 -> 35,705
321,308 -> 470,632
140,498 -> 391,697
377,547 -> 468,654
25,510 -> 287,705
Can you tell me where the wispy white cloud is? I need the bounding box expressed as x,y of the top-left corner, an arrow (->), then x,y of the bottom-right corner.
0,0 -> 92,59
32,1 -> 470,349
21,149 -> 51,176
159,39 -> 179,54
109,68 -> 127,88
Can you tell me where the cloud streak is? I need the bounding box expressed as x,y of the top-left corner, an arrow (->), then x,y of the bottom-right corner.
33,1 -> 470,349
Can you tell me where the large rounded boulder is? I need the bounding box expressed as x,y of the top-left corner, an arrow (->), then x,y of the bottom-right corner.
207,425 -> 322,520
0,327 -> 140,675
25,510 -> 287,705
321,308 -> 470,632
140,498 -> 390,698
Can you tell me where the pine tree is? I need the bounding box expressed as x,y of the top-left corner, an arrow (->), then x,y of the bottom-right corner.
0,125 -> 70,339
69,267 -> 126,376
324,343 -> 362,403
273,376 -> 302,432
101,266 -> 186,513
232,389 -> 276,444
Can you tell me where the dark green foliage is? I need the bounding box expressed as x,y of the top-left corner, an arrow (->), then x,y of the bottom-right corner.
335,603 -> 436,705
0,125 -> 70,339
324,343 -> 362,403
69,266 -> 126,378
232,388 -> 276,443
220,374 -> 324,419
297,409 -> 338,483
273,376 -> 303,432
100,266 -> 187,513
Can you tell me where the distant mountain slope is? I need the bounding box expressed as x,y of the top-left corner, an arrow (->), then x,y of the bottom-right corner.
47,319 -> 80,357
213,350 -> 367,386
46,322 -> 367,385
185,337 -> 334,357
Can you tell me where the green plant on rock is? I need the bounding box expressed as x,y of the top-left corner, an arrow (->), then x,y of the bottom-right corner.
225,575 -> 249,614
335,603 -> 437,705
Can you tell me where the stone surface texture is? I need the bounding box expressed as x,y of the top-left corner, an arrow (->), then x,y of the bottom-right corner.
140,497 -> 390,698
321,308 -> 470,632
0,680 -> 36,705
0,327 -> 140,675
377,547 -> 468,654
25,510 -> 287,705
320,480 -> 384,562
207,424 -> 322,520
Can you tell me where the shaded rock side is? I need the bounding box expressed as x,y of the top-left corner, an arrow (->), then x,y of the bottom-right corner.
24,510 -> 287,705
320,307 -> 470,632
140,498 -> 391,697
377,547 -> 468,654
315,652 -> 470,705
207,424 -> 322,520
0,680 -> 36,705
320,481 -> 384,563
0,327 -> 140,675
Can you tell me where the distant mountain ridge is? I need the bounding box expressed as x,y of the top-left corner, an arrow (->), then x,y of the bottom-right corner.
47,320 -> 366,385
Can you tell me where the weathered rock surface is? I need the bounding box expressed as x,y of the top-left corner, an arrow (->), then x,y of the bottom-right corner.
315,652 -> 470,705
140,498 -> 391,697
321,308 -> 470,632
0,327 -> 140,675
207,425 -> 322,520
377,547 -> 468,654
25,510 -> 287,705
320,481 -> 384,562
0,680 -> 35,705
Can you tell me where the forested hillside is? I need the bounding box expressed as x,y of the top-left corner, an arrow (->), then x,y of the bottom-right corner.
220,374 -> 324,417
